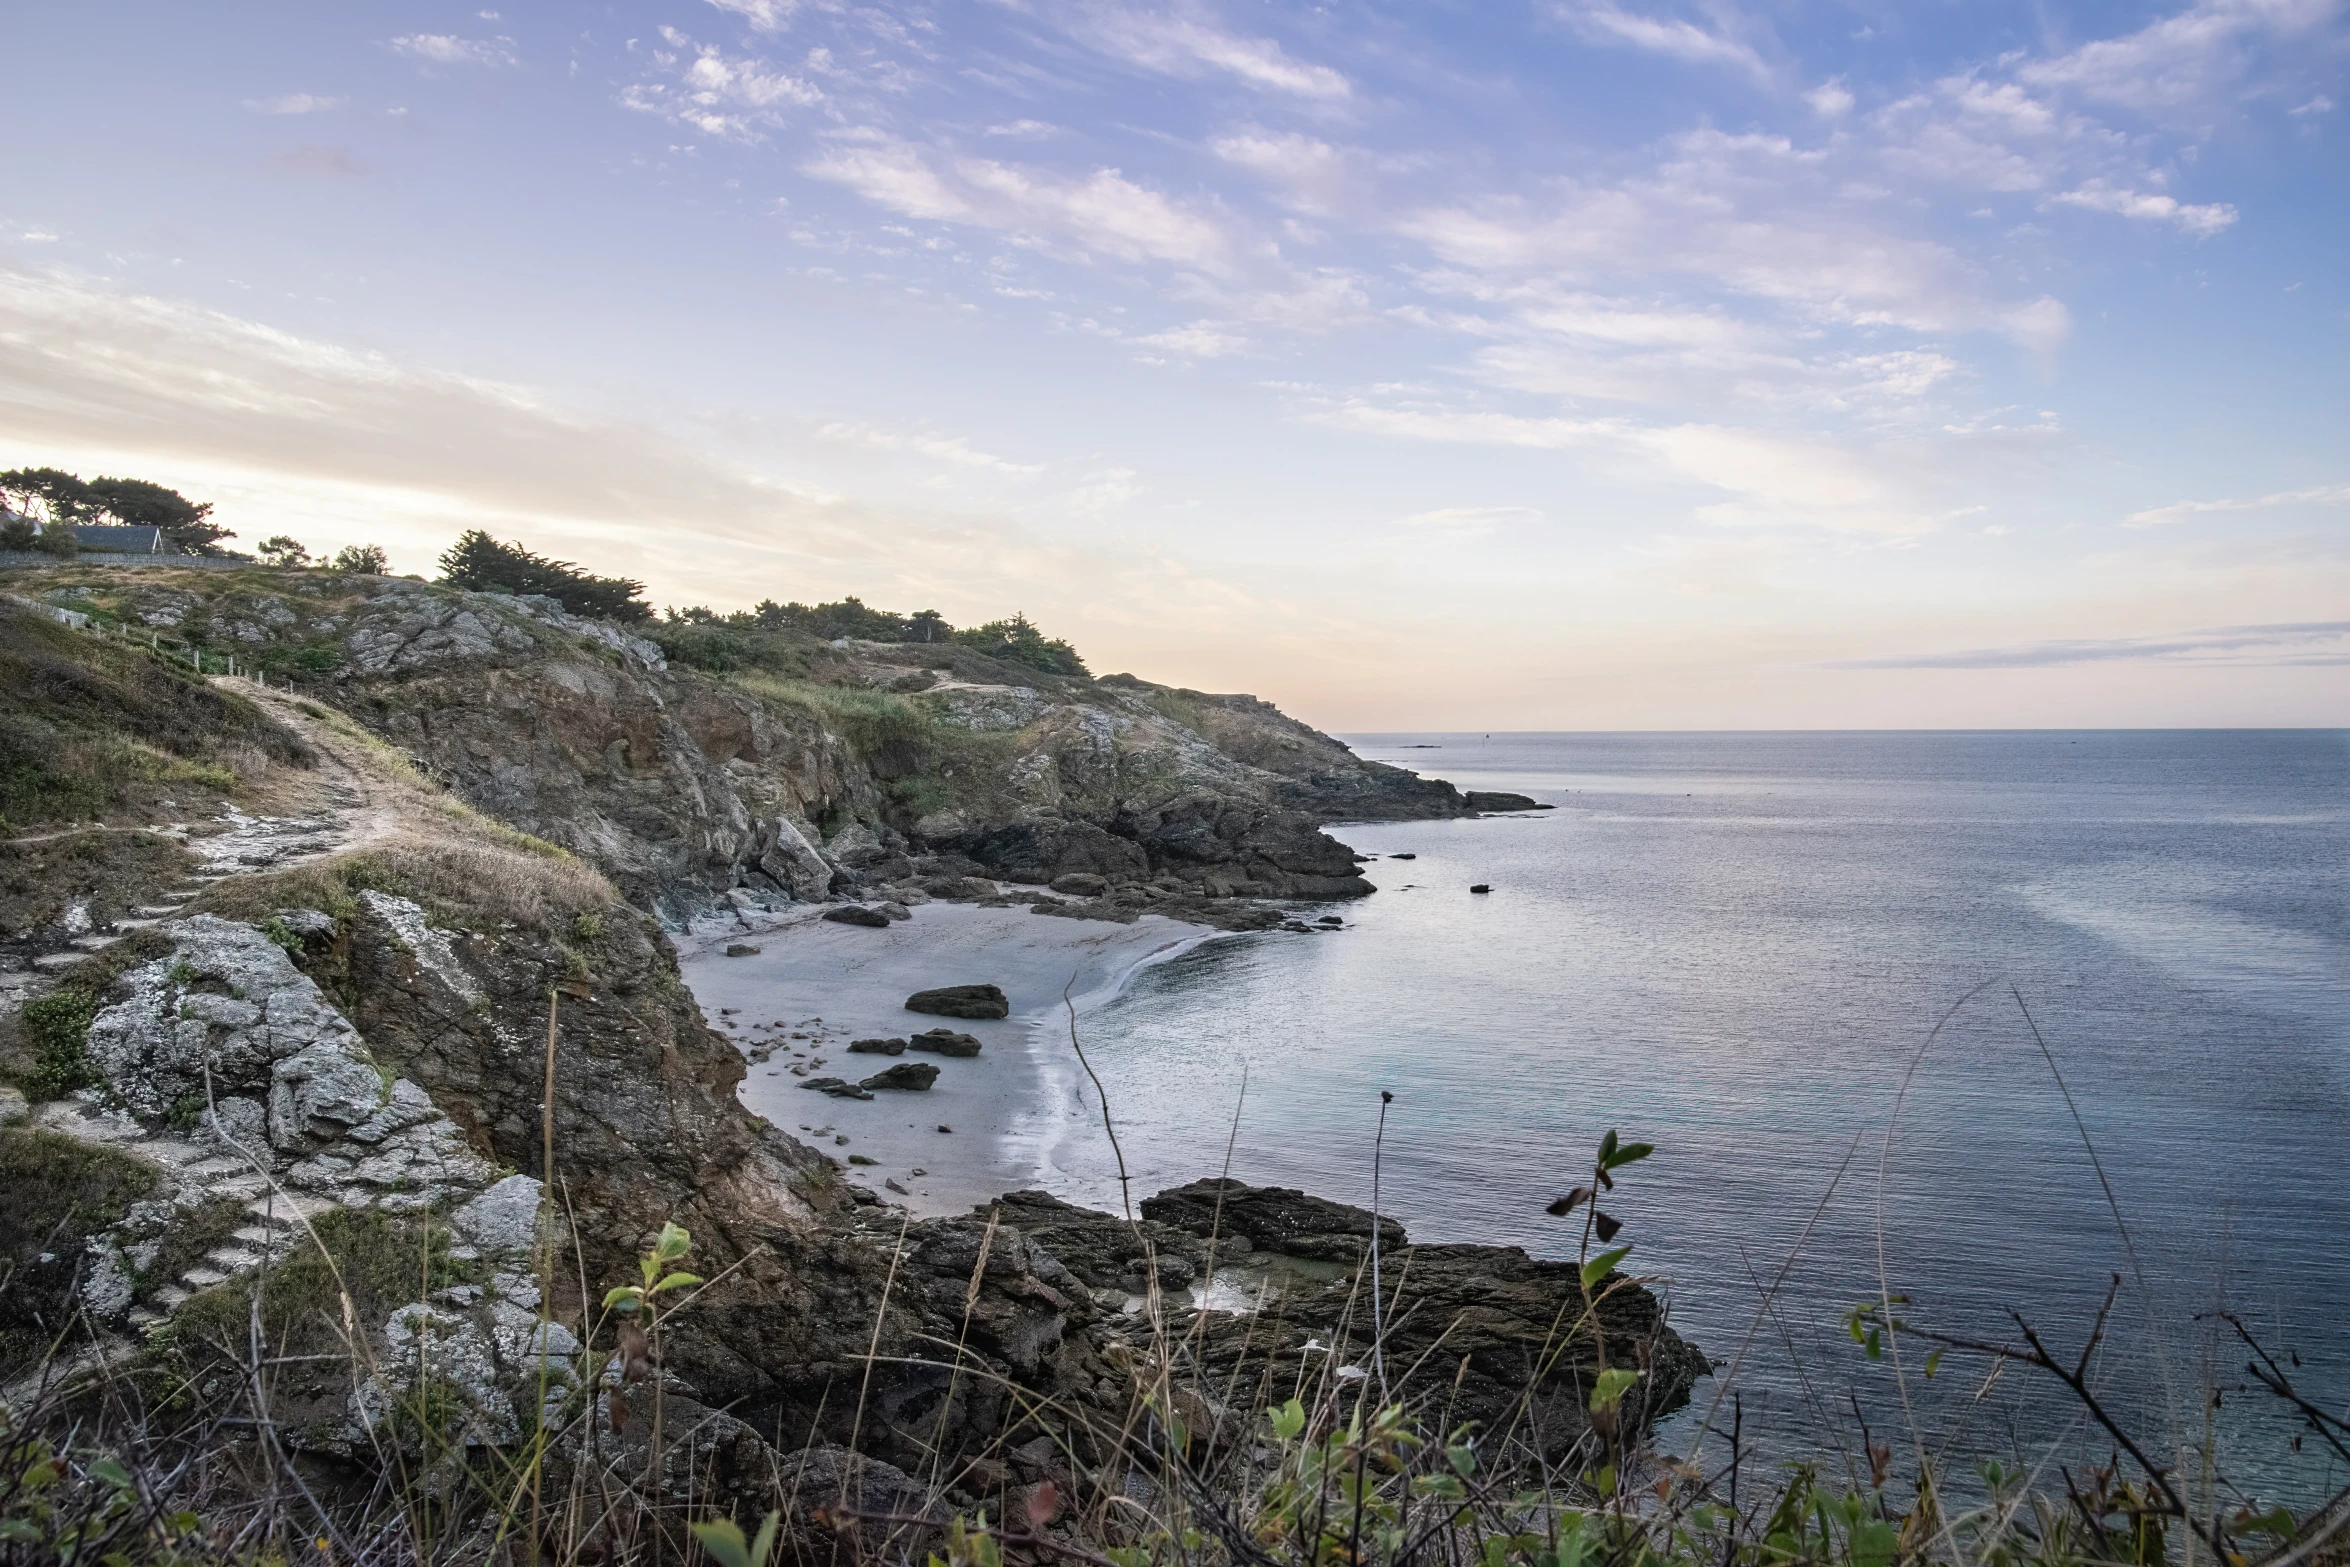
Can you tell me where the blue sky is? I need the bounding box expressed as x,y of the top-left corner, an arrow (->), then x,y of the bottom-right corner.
2,0 -> 2344,727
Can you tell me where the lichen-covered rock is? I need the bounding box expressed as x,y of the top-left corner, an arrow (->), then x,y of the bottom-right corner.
80,914 -> 497,1213
452,1174 -> 543,1259
88,915 -> 374,1134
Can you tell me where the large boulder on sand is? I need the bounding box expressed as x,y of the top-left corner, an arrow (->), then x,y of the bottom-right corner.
905,983 -> 1009,1019
860,1062 -> 940,1092
909,1028 -> 982,1057
823,905 -> 892,928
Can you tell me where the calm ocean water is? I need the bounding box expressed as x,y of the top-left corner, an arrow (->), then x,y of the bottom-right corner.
1048,731 -> 2350,1498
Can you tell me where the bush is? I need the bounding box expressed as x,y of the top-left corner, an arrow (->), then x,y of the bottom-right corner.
21,990 -> 98,1101
438,529 -> 649,622
952,612 -> 1089,676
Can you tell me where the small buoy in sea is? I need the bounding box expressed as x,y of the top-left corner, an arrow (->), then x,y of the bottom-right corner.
1470,884 -> 1492,894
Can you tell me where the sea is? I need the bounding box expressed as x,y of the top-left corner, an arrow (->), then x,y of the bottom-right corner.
1045,730 -> 2350,1503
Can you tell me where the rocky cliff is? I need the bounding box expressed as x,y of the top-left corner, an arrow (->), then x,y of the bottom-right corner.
7,568 -> 1505,924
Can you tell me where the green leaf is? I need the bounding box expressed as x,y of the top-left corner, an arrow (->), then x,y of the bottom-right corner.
604,1285 -> 644,1311
1864,1327 -> 1883,1360
691,1518 -> 753,1567
1925,1348 -> 1944,1379
1852,1519 -> 1898,1567
655,1221 -> 693,1263
88,1457 -> 132,1490
1447,1443 -> 1476,1477
1581,1246 -> 1631,1290
1589,1367 -> 1641,1414
1270,1398 -> 1306,1441
748,1509 -> 781,1567
651,1270 -> 704,1295
1597,1130 -> 1619,1166
1602,1141 -> 1653,1171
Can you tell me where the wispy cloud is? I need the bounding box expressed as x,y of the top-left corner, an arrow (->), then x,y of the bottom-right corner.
2052,180 -> 2236,233
2126,481 -> 2350,526
387,34 -> 518,68
1069,7 -> 1350,100
1130,321 -> 1252,358
813,421 -> 1045,473
1553,2 -> 1771,83
705,0 -> 800,32
803,132 -> 1229,266
623,31 -> 821,139
1828,621 -> 2350,669
2017,0 -> 2341,116
243,93 -> 342,115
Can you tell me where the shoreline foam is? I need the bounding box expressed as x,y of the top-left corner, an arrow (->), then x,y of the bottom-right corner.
675,901 -> 1224,1215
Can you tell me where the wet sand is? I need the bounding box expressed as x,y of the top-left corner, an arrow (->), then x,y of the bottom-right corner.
676,902 -> 1221,1215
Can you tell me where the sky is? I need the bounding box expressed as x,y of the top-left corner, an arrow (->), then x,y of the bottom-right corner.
2,1 -> 2345,729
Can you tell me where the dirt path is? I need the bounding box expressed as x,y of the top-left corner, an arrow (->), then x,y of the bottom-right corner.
3,680 -> 427,995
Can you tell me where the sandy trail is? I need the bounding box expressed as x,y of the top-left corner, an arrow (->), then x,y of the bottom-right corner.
677,903 -> 1222,1215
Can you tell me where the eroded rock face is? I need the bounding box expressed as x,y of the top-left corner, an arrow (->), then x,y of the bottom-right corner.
70,573 -> 1477,920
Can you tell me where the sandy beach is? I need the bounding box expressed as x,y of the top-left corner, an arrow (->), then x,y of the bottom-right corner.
675,902 -> 1224,1215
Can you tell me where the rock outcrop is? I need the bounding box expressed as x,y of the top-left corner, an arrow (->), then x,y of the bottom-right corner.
21,570 -> 1488,921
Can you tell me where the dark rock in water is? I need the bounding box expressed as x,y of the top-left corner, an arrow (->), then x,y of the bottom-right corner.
936,1124 -> 953,1133
1143,1179 -> 1409,1262
909,1028 -> 982,1057
906,983 -> 1010,1019
1049,872 -> 1109,897
878,901 -> 912,921
1281,920 -> 1312,933
1465,791 -> 1553,812
723,943 -> 761,956
1315,915 -> 1343,927
969,1180 -> 1706,1464
848,1037 -> 907,1055
823,905 -> 892,928
1470,883 -> 1492,893
861,1061 -> 940,1091
1389,852 -> 1416,860
799,1076 -> 874,1099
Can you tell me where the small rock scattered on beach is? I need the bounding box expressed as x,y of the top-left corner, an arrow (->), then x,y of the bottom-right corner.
848,1037 -> 908,1055
905,983 -> 1010,1020
936,1125 -> 953,1134
823,905 -> 893,928
801,1077 -> 875,1099
1470,883 -> 1492,893
724,943 -> 761,957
